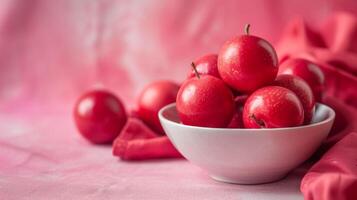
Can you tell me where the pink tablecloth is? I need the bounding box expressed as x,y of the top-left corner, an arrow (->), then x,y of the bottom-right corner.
0,110 -> 305,200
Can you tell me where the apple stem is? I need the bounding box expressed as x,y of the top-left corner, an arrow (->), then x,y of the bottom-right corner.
244,24 -> 251,35
250,114 -> 266,128
191,62 -> 200,79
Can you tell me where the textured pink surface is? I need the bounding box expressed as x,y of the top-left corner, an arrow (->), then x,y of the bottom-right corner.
1,0 -> 357,199
0,112 -> 307,199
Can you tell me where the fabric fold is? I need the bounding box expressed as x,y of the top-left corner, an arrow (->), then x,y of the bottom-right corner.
276,12 -> 357,199
301,132 -> 357,200
112,117 -> 182,160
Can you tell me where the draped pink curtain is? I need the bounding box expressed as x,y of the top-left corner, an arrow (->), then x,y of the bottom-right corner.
1,0 -> 356,113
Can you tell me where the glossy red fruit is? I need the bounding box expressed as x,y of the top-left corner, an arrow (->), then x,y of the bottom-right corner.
137,80 -> 179,134
278,58 -> 324,102
274,74 -> 315,124
218,24 -> 279,93
187,54 -> 220,79
228,95 -> 248,128
74,90 -> 127,144
243,86 -> 304,128
176,75 -> 235,128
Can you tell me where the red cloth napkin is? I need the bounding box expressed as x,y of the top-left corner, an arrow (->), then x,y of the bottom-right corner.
277,12 -> 357,199
112,117 -> 182,160
300,131 -> 357,200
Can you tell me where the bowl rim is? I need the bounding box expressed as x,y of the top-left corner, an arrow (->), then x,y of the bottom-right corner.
158,103 -> 336,132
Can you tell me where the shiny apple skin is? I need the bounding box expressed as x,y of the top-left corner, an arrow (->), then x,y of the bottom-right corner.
73,90 -> 127,144
274,74 -> 315,124
176,75 -> 235,128
187,54 -> 220,79
218,35 -> 279,93
137,80 -> 179,134
278,58 -> 324,102
243,86 -> 304,128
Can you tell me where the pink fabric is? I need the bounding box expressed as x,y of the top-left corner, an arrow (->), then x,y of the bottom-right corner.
1,0 -> 357,110
277,12 -> 357,109
301,132 -> 357,200
112,118 -> 182,160
1,0 -> 357,199
277,12 -> 357,143
277,12 -> 357,199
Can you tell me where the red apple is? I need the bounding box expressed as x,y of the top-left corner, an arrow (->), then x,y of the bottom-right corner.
228,95 -> 248,128
187,54 -> 219,79
274,74 -> 315,124
73,90 -> 127,144
218,24 -> 279,93
137,80 -> 179,134
177,67 -> 235,127
243,86 -> 304,128
278,58 -> 324,102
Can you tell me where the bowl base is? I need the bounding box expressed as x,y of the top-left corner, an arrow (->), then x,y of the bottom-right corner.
210,173 -> 288,185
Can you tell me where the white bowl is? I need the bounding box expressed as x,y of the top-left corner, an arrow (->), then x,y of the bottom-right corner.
159,103 -> 335,184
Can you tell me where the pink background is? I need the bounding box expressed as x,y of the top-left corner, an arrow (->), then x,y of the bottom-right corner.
1,0 -> 357,110
0,0 -> 356,199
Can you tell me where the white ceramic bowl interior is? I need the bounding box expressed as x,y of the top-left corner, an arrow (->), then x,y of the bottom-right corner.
159,103 -> 335,184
